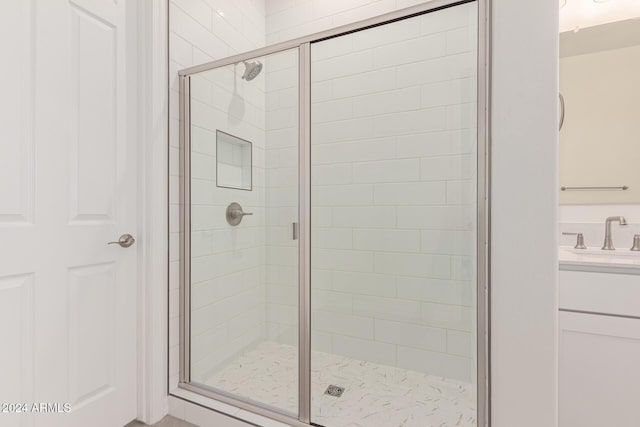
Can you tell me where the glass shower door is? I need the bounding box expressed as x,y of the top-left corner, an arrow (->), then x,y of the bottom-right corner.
179,2 -> 485,425
186,47 -> 300,416
309,3 -> 479,426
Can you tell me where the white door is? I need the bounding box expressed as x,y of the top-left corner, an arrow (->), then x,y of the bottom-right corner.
0,1 -> 138,427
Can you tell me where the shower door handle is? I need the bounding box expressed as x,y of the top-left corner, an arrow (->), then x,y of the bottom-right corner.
107,233 -> 136,248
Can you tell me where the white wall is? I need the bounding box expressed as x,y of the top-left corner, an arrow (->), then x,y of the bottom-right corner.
559,45 -> 640,205
491,0 -> 558,426
558,45 -> 640,249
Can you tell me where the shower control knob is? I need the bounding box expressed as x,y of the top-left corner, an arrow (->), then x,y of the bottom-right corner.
226,202 -> 253,226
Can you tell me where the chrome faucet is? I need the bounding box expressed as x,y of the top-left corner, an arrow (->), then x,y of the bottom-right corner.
602,216 -> 627,250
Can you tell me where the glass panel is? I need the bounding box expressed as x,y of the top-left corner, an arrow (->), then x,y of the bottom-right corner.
188,47 -> 299,416
310,3 -> 478,426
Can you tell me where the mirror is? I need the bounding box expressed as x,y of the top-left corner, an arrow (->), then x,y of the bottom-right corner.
216,130 -> 252,191
559,18 -> 640,204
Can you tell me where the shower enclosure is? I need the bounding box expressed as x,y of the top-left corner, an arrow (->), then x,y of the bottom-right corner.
178,1 -> 489,426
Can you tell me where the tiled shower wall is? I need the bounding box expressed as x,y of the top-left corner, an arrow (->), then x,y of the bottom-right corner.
188,66 -> 267,382
275,3 -> 477,382
261,2 -> 478,382
263,50 -> 300,346
169,0 -> 267,387
170,0 -> 479,387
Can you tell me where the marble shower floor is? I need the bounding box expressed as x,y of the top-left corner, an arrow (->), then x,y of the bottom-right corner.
204,341 -> 476,427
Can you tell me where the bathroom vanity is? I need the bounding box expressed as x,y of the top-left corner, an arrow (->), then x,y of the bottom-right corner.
558,249 -> 640,427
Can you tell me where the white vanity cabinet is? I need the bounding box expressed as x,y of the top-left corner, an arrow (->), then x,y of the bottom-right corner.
559,311 -> 640,427
559,269 -> 640,427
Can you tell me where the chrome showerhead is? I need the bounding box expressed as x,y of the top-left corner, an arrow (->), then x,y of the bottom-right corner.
241,60 -> 263,81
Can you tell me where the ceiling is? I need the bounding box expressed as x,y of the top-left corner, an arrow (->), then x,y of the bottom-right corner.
560,0 -> 640,33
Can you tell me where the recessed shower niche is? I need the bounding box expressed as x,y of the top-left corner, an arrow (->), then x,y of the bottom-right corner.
216,130 -> 252,191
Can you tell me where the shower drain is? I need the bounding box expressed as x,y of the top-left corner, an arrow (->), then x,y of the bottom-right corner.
324,385 -> 345,397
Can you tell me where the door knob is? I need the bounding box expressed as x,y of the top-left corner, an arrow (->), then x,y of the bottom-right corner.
108,234 -> 136,248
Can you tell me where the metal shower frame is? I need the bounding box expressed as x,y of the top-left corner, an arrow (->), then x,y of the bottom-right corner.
177,0 -> 492,425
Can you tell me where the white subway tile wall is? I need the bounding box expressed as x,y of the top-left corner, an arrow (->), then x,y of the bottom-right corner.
187,50 -> 300,407
260,49 -> 300,349
168,0 -> 267,390
188,59 -> 270,383
306,2 -> 478,383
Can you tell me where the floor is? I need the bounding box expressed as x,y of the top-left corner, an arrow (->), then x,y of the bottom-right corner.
203,341 -> 477,427
127,416 -> 197,427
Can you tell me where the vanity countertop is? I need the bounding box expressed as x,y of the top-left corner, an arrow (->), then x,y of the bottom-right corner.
559,246 -> 640,275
